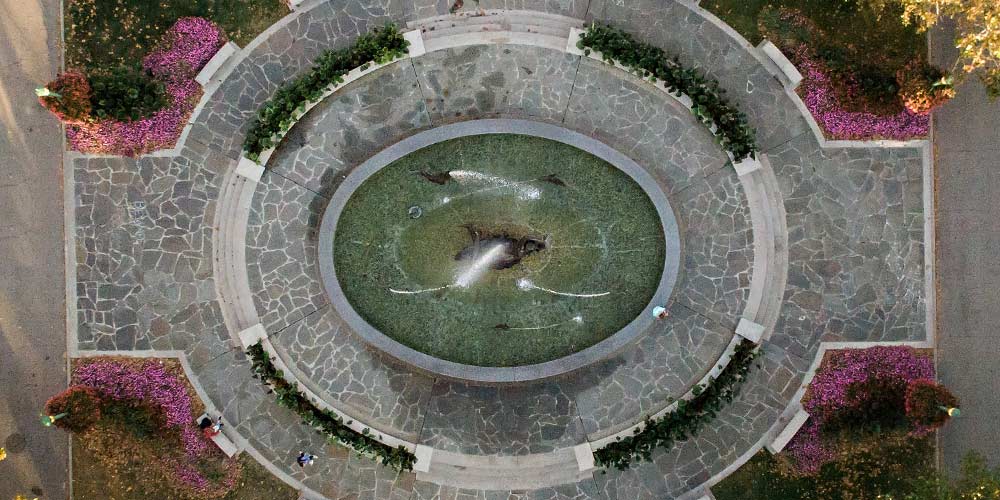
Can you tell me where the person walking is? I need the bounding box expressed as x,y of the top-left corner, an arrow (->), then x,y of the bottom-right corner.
297,451 -> 316,467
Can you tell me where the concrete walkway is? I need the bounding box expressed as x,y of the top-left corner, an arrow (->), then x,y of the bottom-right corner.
0,0 -> 69,499
931,21 -> 1000,473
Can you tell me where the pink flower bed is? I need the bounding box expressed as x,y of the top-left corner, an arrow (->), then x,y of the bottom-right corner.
793,46 -> 929,140
74,358 -> 240,496
67,17 -> 225,156
784,346 -> 934,474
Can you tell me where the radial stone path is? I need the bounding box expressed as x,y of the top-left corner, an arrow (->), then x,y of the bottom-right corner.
68,0 -> 930,498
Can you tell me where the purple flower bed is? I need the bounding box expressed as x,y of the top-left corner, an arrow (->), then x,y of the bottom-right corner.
74,358 -> 239,495
791,46 -> 929,140
143,17 -> 227,80
67,17 -> 225,156
784,346 -> 934,474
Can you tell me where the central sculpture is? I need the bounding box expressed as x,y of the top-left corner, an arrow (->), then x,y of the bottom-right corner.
453,224 -> 548,273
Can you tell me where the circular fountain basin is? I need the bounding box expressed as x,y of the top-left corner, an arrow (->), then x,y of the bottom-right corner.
319,120 -> 681,380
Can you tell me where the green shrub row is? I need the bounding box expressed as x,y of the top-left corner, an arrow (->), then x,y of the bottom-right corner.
578,24 -> 759,162
594,339 -> 760,470
246,341 -> 417,471
90,66 -> 170,122
242,24 -> 409,161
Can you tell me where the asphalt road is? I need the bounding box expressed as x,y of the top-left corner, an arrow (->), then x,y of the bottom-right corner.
931,20 -> 1000,474
0,0 -> 70,498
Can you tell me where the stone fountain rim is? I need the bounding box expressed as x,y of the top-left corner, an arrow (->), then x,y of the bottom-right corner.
317,119 -> 682,384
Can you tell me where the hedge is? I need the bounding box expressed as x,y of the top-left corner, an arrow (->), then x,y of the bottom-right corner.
594,339 -> 760,470
243,24 -> 409,161
246,341 -> 416,471
578,24 -> 759,162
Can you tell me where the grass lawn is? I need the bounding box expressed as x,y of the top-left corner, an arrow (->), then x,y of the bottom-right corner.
714,435 -> 935,500
72,435 -> 299,500
702,0 -> 925,74
65,0 -> 289,71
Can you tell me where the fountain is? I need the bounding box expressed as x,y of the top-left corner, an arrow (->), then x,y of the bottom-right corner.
329,132 -> 670,368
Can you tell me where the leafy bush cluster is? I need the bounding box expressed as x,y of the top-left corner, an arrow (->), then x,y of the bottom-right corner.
902,451 -> 1000,500
593,340 -> 759,470
782,346 -> 957,475
896,59 -> 955,115
714,432 -> 934,500
577,24 -> 758,162
246,342 -> 417,471
41,17 -> 226,156
759,6 -> 951,116
243,25 -> 408,161
88,66 -> 170,121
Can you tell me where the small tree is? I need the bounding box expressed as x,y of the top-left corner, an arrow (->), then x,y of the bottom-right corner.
38,70 -> 92,124
44,385 -> 103,433
904,451 -> 1000,500
868,0 -> 1000,99
905,379 -> 959,429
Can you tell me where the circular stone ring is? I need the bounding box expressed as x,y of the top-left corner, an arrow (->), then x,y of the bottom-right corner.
318,119 -> 682,383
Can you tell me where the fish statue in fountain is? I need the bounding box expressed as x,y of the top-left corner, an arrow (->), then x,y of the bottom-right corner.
455,225 -> 548,271
419,170 -> 453,185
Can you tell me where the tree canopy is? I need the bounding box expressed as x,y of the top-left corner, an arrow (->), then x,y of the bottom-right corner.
870,0 -> 1000,98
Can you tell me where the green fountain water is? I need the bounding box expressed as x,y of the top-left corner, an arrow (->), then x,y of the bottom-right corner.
334,134 -> 665,366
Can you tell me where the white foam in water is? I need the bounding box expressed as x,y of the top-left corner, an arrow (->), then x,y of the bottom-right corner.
389,285 -> 451,295
508,314 -> 585,331
450,170 -> 542,200
516,278 -> 610,298
453,243 -> 506,288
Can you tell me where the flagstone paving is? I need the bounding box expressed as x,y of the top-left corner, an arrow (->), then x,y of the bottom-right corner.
67,0 -> 930,498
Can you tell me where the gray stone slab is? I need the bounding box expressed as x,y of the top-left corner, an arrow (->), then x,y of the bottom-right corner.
246,173 -> 328,334
671,168 -> 753,329
412,45 -> 580,124
568,303 -> 734,439
411,478 -> 604,500
585,0 -> 812,152
405,0 -> 590,20
563,58 -> 731,195
419,379 -> 586,455
593,343 -> 801,500
268,62 -> 431,196
767,134 -> 926,343
269,305 -> 434,439
67,3 -> 936,495
73,154 -> 224,355
186,0 -> 407,158
194,349 -> 418,500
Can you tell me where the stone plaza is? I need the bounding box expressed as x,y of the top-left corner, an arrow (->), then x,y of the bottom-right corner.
64,1 -> 931,498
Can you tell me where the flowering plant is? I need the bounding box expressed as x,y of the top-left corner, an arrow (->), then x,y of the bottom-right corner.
795,50 -> 931,140
759,7 -> 941,140
783,346 -> 935,474
72,358 -> 240,497
45,17 -> 226,156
